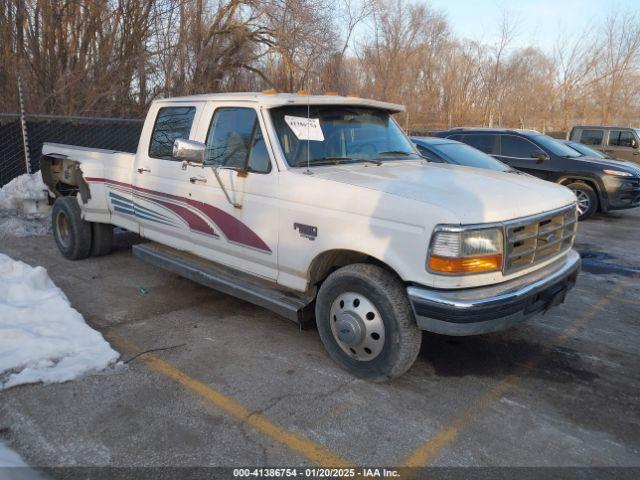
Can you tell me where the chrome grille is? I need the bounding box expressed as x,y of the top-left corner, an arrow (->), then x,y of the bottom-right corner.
504,205 -> 577,274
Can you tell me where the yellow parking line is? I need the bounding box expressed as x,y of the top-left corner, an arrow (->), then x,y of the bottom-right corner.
401,279 -> 630,468
107,333 -> 353,468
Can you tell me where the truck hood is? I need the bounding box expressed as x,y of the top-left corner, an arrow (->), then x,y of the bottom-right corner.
305,160 -> 576,223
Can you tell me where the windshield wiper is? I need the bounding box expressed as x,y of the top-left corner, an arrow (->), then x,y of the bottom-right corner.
376,150 -> 420,159
302,156 -> 354,166
377,150 -> 416,156
300,157 -> 382,166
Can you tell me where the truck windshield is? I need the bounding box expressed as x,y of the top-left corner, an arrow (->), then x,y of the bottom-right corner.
270,106 -> 420,167
532,135 -> 581,158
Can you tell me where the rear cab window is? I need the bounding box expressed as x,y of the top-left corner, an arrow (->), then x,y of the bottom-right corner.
579,129 -> 604,146
148,106 -> 197,160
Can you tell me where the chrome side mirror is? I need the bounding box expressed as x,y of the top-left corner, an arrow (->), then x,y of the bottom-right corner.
174,139 -> 206,169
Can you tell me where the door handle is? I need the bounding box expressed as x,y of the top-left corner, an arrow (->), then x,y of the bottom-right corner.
137,167 -> 151,174
190,176 -> 207,184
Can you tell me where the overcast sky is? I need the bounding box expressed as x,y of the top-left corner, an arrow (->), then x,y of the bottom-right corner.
425,0 -> 638,52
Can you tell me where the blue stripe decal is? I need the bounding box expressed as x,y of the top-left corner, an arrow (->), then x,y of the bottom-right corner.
109,188 -> 198,229
109,192 -> 133,204
110,191 -> 176,225
133,211 -> 177,227
113,206 -> 135,216
110,198 -> 134,209
114,205 -> 175,227
114,198 -> 166,222
133,202 -> 174,222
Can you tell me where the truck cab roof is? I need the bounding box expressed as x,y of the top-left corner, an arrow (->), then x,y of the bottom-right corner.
152,92 -> 405,114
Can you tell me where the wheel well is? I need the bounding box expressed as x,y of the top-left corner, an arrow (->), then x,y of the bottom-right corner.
558,177 -> 600,208
40,155 -> 90,202
307,249 -> 401,288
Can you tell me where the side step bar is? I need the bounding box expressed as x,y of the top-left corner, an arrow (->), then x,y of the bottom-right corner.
132,243 -> 315,324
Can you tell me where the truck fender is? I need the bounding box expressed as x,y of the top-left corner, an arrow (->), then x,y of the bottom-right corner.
40,154 -> 91,202
40,153 -> 112,223
307,248 -> 403,289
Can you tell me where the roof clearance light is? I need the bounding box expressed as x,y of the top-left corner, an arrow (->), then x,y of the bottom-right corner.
261,89 -> 278,95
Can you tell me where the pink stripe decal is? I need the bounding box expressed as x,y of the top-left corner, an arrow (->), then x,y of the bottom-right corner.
187,199 -> 270,252
86,177 -> 271,252
145,196 -> 216,237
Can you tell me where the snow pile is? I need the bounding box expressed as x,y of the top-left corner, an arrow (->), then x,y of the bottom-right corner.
0,441 -> 45,479
0,173 -> 51,238
0,253 -> 119,390
0,441 -> 29,467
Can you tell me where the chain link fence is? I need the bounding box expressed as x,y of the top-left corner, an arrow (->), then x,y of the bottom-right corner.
0,113 -> 143,187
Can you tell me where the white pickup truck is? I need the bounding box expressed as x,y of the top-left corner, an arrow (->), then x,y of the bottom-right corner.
40,92 -> 581,380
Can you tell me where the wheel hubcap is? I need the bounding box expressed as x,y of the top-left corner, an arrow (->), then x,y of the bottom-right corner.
329,292 -> 385,361
574,190 -> 590,215
56,211 -> 71,248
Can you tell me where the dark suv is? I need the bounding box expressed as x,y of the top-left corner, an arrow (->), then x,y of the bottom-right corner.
435,128 -> 640,220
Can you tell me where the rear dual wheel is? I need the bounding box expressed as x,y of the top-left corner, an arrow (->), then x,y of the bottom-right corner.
315,264 -> 422,382
52,197 -> 113,259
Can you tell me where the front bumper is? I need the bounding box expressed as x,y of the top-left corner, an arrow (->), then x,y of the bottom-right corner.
602,176 -> 640,210
407,250 -> 581,336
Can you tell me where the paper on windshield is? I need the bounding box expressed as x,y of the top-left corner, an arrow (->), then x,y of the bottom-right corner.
284,115 -> 325,141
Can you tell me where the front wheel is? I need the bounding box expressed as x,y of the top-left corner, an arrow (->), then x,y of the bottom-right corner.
315,264 -> 422,381
566,181 -> 598,220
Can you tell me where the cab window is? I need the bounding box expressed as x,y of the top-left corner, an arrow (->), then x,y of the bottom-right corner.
205,108 -> 271,173
148,107 -> 196,160
579,129 -> 604,146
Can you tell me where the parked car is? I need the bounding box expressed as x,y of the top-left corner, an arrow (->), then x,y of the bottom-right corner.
411,136 -> 511,171
436,128 -> 640,220
40,93 -> 581,381
569,125 -> 640,163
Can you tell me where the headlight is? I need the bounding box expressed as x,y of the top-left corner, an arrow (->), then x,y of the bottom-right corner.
603,169 -> 633,177
429,227 -> 503,274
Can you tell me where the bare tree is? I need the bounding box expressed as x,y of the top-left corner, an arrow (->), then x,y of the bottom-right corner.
1,0 -> 639,132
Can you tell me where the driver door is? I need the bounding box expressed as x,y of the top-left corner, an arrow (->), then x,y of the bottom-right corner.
185,103 -> 279,281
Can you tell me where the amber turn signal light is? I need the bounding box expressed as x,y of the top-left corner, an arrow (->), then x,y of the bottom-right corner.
429,254 -> 502,274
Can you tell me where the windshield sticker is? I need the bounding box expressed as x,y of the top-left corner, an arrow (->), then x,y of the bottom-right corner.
284,115 -> 325,141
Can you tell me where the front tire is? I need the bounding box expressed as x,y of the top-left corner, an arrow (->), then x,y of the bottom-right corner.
52,196 -> 92,260
315,264 -> 422,381
566,181 -> 598,220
